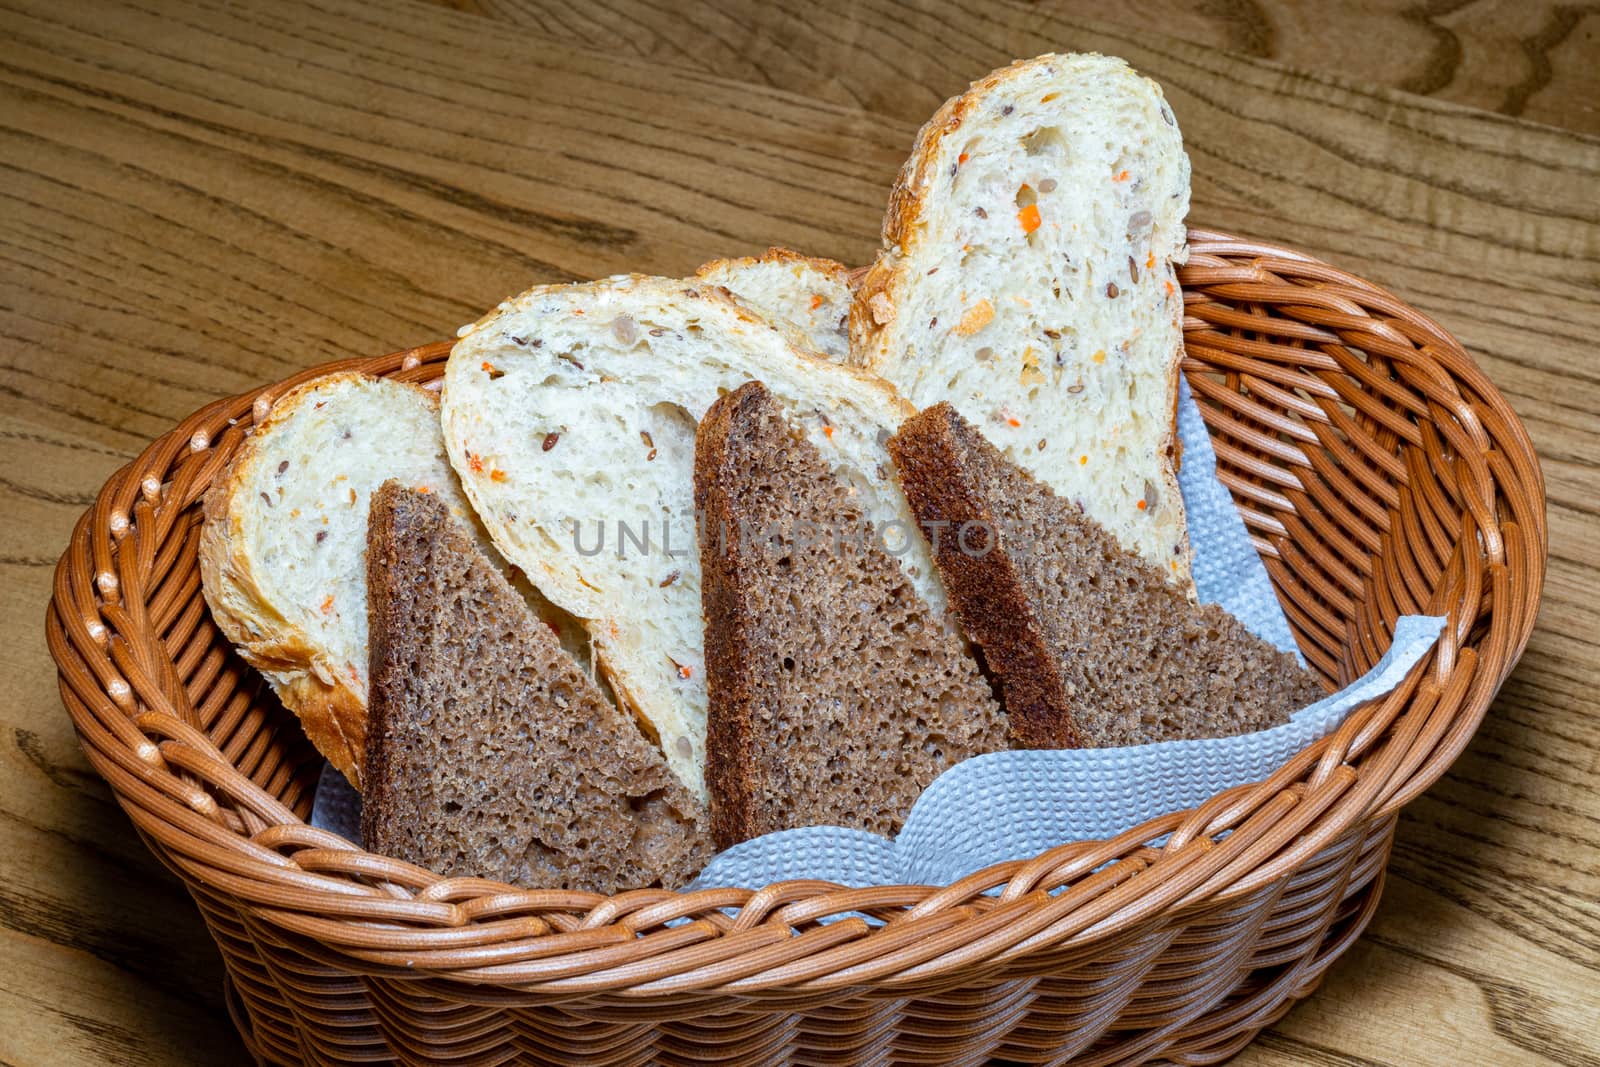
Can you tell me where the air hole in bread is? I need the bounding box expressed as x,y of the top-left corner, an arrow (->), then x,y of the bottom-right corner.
1021,126 -> 1067,160
626,787 -> 669,814
646,400 -> 697,445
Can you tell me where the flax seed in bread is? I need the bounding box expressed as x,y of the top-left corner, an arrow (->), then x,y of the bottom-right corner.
890,403 -> 1324,748
362,483 -> 710,893
855,53 -> 1195,591
697,382 -> 1008,848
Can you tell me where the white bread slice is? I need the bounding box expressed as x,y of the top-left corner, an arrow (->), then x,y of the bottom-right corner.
199,373 -> 584,788
441,275 -> 943,800
695,248 -> 854,363
853,53 -> 1195,589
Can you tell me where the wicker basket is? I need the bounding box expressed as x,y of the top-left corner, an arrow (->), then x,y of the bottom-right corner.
46,232 -> 1545,1066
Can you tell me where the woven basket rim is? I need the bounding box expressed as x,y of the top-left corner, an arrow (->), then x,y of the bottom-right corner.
45,230 -> 1546,996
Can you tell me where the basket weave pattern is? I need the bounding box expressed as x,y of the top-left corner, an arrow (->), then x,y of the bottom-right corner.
46,233 -> 1545,1066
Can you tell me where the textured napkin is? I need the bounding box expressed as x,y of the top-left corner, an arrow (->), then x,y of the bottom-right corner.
311,379 -> 1443,889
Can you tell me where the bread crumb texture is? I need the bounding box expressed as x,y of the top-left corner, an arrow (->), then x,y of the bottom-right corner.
696,383 -> 1008,848
362,483 -> 710,893
891,404 -> 1325,749
856,53 -> 1195,589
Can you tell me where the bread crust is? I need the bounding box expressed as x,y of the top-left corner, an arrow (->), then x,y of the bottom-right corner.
693,382 -> 765,847
694,246 -> 850,286
850,59 -> 1031,357
359,481 -> 406,844
198,371 -> 434,788
852,53 -> 1194,594
889,404 -> 1080,748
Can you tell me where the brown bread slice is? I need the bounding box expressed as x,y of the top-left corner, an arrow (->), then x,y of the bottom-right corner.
362,482 -> 710,893
696,382 -> 1010,849
889,403 -> 1325,748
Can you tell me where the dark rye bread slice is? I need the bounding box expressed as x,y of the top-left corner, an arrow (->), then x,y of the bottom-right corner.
889,404 -> 1325,748
362,482 -> 710,893
696,381 -> 1010,849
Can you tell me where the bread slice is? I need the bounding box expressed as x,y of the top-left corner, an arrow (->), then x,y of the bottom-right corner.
695,248 -> 854,363
441,275 -> 942,801
362,483 -> 709,892
854,53 -> 1195,590
696,382 -> 1008,848
890,403 -> 1324,748
199,374 -> 479,786
199,372 -> 586,788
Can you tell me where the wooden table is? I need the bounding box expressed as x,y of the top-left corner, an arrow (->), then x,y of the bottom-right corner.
2,1 -> 1595,1063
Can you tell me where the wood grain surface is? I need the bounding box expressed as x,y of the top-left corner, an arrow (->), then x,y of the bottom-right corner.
437,0 -> 1600,135
2,0 -> 1596,1063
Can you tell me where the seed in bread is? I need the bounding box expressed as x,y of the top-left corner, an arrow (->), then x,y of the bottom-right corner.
362,483 -> 709,892
855,52 -> 1195,590
695,248 -> 854,363
697,382 -> 1008,848
198,372 -> 585,788
442,275 -> 942,801
890,403 -> 1325,748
